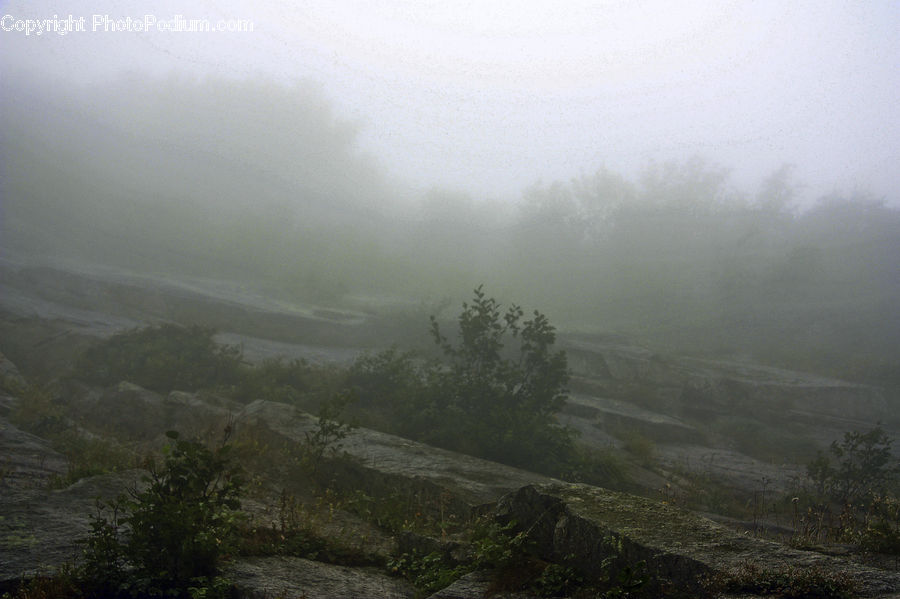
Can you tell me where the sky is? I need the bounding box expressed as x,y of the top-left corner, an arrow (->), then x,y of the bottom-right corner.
2,0 -> 898,205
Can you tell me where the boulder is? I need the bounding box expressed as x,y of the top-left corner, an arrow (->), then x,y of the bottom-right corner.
0,352 -> 26,390
0,417 -> 68,501
70,381 -> 238,443
239,400 -> 555,515
495,483 -> 900,598
0,469 -> 144,585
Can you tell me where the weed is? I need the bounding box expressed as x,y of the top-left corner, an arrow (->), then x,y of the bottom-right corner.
705,562 -> 857,598
300,390 -> 357,475
616,429 -> 656,467
387,551 -> 468,597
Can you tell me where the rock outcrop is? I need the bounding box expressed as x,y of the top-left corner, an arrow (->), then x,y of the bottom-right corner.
0,468 -> 144,584
496,483 -> 900,598
239,399 -> 555,514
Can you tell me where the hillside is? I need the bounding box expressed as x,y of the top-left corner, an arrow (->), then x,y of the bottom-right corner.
1,257 -> 899,598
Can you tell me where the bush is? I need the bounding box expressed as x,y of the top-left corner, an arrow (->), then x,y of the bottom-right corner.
807,426 -> 898,506
427,286 -> 575,469
350,286 -> 576,474
81,431 -> 244,598
74,324 -> 242,393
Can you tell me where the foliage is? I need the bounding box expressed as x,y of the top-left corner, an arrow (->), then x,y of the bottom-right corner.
531,562 -> 584,597
387,519 -> 540,597
8,380 -> 135,488
616,429 -> 656,467
860,494 -> 900,555
807,426 -> 898,506
789,426 -> 900,552
468,518 -> 533,571
80,431 -> 244,598
387,517 -> 652,598
230,357 -> 346,408
238,489 -> 374,566
347,347 -> 427,435
0,566 -> 82,599
49,436 -> 136,489
300,390 -> 357,474
74,324 -> 243,393
387,551 -> 468,597
351,286 -> 576,474
562,447 -> 634,492
713,417 -> 819,464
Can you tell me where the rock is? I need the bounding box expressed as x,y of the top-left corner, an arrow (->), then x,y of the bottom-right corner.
239,400 -> 555,516
0,469 -> 144,585
425,570 -> 493,598
568,393 -> 697,443
0,352 -> 26,390
565,337 -> 892,432
227,556 -> 416,599
69,381 -> 238,443
495,483 -> 900,598
0,417 -> 68,501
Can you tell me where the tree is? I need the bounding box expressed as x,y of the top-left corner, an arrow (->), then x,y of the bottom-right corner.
807,426 -> 898,506
427,285 -> 574,469
348,287 -> 575,473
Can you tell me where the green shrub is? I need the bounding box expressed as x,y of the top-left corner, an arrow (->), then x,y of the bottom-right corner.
74,324 -> 243,393
387,550 -> 468,596
350,286 -> 576,475
231,357 -> 345,407
860,494 -> 900,554
300,390 -> 357,474
807,426 -> 898,506
714,417 -> 819,464
81,431 -> 244,598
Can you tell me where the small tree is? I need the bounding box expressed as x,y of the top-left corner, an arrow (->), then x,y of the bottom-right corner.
428,285 -> 574,469
82,431 -> 244,597
807,426 -> 898,506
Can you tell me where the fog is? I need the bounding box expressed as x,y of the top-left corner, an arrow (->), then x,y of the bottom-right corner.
2,1 -> 899,380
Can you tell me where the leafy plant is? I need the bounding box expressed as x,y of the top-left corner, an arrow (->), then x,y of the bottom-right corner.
301,390 -> 357,474
387,550 -> 468,597
860,494 -> 900,554
352,286 -> 576,474
81,430 -> 245,598
807,426 -> 898,507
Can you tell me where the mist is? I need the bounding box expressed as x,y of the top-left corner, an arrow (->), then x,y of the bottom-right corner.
2,1 -> 898,382
4,6 -> 900,591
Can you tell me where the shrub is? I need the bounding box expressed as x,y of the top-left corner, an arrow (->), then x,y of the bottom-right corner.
81,431 -> 244,598
807,426 -> 898,506
349,286 -> 577,474
860,494 -> 900,554
74,324 -> 242,393
426,286 -> 576,470
300,389 -> 358,474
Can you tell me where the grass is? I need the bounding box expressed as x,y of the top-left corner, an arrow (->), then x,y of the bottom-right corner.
7,380 -> 138,488
704,562 -> 858,598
